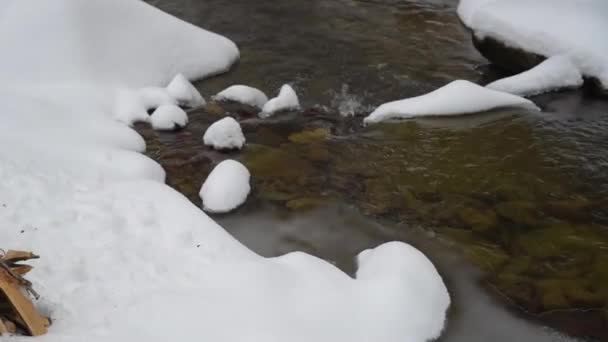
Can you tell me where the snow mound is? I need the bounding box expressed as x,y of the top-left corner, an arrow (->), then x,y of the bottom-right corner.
150,105 -> 189,130
203,117 -> 246,150
167,73 -> 206,108
260,84 -> 300,118
364,80 -> 539,124
357,242 -> 451,341
486,55 -> 583,96
214,85 -> 268,108
458,0 -> 608,89
200,160 -> 251,213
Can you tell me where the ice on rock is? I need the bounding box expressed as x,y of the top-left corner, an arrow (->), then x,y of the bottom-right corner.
203,117 -> 246,150
214,85 -> 268,108
200,160 -> 251,213
486,55 -> 584,96
364,80 -> 539,124
167,73 -> 206,108
150,104 -> 189,130
458,0 -> 608,90
260,84 -> 300,118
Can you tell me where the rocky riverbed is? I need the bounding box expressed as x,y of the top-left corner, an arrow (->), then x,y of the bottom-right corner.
142,0 -> 608,340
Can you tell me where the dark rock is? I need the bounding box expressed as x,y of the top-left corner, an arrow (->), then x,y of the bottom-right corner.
473,36 -> 545,74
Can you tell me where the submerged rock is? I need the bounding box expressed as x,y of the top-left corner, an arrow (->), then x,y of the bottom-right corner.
496,201 -> 542,227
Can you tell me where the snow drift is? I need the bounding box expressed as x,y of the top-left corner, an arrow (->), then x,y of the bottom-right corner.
0,0 -> 451,341
364,80 -> 538,124
486,56 -> 584,96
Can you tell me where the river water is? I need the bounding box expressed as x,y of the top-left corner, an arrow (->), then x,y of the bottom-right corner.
142,0 -> 608,340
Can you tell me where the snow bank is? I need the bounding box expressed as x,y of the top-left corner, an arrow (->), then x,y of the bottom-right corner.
138,87 -> 177,110
150,105 -> 189,130
458,0 -> 608,89
0,0 -> 239,87
167,74 -> 206,108
364,80 -> 539,124
203,117 -> 246,150
200,160 -> 251,213
0,0 -> 451,341
214,85 -> 268,108
486,55 -> 583,96
260,84 -> 300,118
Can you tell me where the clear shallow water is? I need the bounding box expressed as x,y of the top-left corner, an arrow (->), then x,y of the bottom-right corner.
218,203 -> 579,342
142,0 -> 608,340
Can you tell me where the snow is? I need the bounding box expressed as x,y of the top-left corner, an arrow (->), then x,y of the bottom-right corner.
150,105 -> 189,130
458,0 -> 608,89
0,0 -> 451,341
260,84 -> 300,118
214,85 -> 268,108
0,0 -> 239,87
167,73 -> 206,108
203,117 -> 246,150
138,87 -> 177,110
364,80 -> 539,124
486,55 -> 584,96
199,160 -> 251,213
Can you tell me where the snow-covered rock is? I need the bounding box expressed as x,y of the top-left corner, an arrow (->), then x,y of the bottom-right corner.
200,160 -> 251,213
458,0 -> 608,91
364,80 -> 539,124
214,85 -> 268,108
203,117 -> 246,150
356,242 -> 451,341
150,105 -> 189,130
167,73 -> 206,108
486,55 -> 584,96
260,84 -> 300,118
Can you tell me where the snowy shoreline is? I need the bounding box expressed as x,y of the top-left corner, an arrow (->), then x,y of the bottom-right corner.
0,1 -> 450,341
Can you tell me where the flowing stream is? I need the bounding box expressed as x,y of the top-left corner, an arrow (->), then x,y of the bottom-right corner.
141,0 -> 608,340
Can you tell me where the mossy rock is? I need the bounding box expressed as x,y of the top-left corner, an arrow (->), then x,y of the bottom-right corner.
254,126 -> 288,146
288,127 -> 330,144
491,183 -> 536,202
286,197 -> 329,211
204,102 -> 227,116
514,224 -> 608,259
534,279 -> 606,311
243,145 -> 315,180
456,206 -> 498,233
496,201 -> 543,227
543,196 -> 593,223
305,143 -> 330,162
362,178 -> 403,215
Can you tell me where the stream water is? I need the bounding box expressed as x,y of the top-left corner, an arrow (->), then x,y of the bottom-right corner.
142,0 -> 608,340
